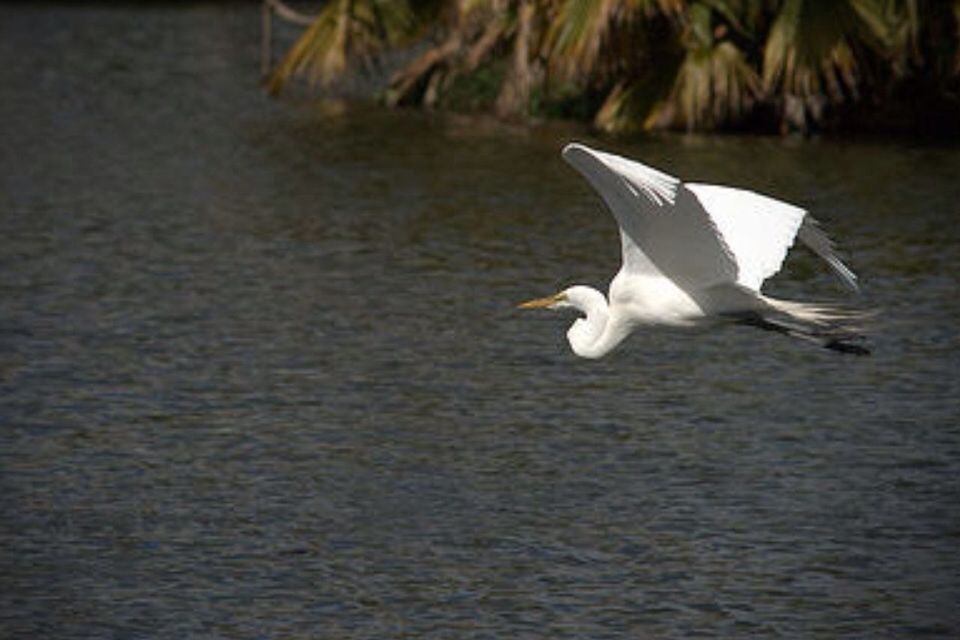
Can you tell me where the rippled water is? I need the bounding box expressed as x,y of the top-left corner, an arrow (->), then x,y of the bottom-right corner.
2,4 -> 959,639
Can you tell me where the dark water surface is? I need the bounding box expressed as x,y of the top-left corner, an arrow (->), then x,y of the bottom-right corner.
2,4 -> 959,639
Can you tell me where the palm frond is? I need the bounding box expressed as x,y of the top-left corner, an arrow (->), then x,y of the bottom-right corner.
593,81 -> 644,133
848,0 -> 918,75
639,1 -> 760,131
546,0 -> 620,80
593,50 -> 680,134
545,0 -> 681,81
264,0 -> 960,134
267,0 -> 415,95
652,40 -> 760,130
695,0 -> 760,37
762,0 -> 876,128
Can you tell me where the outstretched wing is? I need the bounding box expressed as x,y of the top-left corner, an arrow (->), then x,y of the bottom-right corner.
562,143 -> 859,294
686,184 -> 859,292
796,216 -> 859,291
562,143 -> 738,292
683,183 -> 805,292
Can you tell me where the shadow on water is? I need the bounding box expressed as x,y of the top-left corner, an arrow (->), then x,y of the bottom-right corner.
1,3 -> 959,639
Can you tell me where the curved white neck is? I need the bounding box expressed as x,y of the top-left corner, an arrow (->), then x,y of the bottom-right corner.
565,287 -> 628,359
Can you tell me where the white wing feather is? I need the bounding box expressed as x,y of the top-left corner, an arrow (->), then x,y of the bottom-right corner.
563,143 -> 859,295
687,184 -> 859,293
562,143 -> 738,291
685,184 -> 805,292
796,217 -> 859,291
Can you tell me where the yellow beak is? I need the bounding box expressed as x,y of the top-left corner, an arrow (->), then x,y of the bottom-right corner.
517,292 -> 565,309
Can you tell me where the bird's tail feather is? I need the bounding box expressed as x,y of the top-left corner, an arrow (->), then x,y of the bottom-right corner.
747,298 -> 874,355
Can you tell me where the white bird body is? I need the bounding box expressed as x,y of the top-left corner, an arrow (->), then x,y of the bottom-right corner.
609,271 -> 704,327
519,143 -> 869,358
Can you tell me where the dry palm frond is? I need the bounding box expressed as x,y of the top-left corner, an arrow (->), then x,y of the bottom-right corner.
637,2 -> 760,130
762,0 -> 888,129
844,0 -> 923,77
267,0 -> 415,95
545,0 -> 681,81
695,0 -> 760,37
546,0 -> 621,80
652,41 -> 761,130
594,60 -> 676,134
593,81 -> 643,133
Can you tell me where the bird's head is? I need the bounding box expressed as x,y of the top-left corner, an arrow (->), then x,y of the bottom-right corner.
518,286 -> 615,359
517,286 -> 605,313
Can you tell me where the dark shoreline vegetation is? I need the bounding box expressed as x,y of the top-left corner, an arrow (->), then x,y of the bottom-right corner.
264,0 -> 960,137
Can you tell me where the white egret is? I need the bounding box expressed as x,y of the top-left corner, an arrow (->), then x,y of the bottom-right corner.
519,143 -> 869,358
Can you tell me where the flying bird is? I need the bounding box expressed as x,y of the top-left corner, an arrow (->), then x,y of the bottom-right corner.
519,143 -> 869,358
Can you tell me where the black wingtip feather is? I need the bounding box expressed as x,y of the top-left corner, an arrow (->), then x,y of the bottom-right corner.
823,338 -> 872,356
